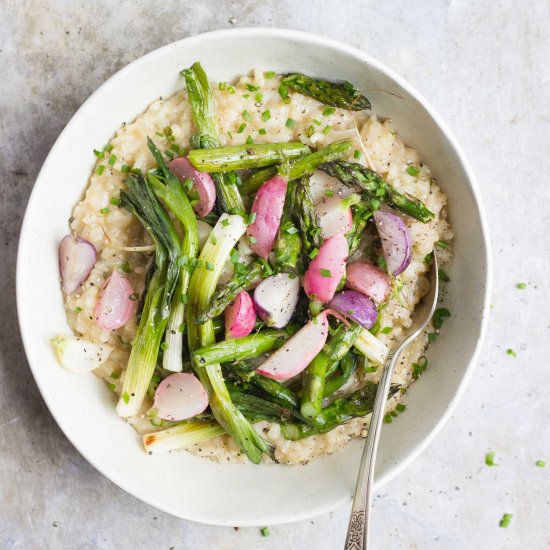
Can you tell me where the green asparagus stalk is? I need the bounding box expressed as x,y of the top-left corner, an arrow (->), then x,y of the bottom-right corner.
300,351 -> 330,425
231,392 -> 303,424
318,161 -> 434,223
324,323 -> 363,377
182,62 -> 244,213
196,261 -> 264,323
188,142 -> 311,173
241,140 -> 353,196
295,176 -> 323,257
116,174 -> 181,417
323,353 -> 359,397
274,180 -> 301,273
281,73 -> 371,111
193,329 -> 291,367
281,383 -> 400,440
187,213 -> 274,463
347,202 -> 374,256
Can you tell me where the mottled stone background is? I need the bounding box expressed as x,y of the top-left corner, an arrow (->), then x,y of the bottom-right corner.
1,1 -> 549,548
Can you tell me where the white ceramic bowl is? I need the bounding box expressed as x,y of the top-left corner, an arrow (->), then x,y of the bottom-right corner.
17,28 -> 491,526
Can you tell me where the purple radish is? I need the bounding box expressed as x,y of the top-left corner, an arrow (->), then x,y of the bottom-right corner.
329,290 -> 378,329
59,235 -> 97,294
373,210 -> 412,276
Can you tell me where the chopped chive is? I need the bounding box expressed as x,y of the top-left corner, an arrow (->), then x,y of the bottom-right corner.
108,383 -> 116,392
313,118 -> 321,126
100,207 -> 110,215
308,248 -> 319,260
131,167 -> 142,175
227,131 -> 233,140
320,268 -> 332,278
433,308 -> 450,330
227,85 -> 236,94
324,189 -> 334,197
178,323 -> 186,333
322,106 -> 336,116
384,413 -> 393,423
396,403 -> 406,412
163,126 -> 172,136
260,527 -> 270,537
424,252 -> 434,265
262,109 -> 271,122
246,135 -> 255,145
485,451 -> 498,467
237,123 -> 247,133
108,154 -> 117,166
258,128 -> 267,135
365,366 -> 378,373
206,261 -> 215,271
93,149 -> 104,158
322,125 -> 331,135
218,82 -> 227,91
247,212 -> 257,224
535,460 -> 546,467
242,110 -> 251,122
122,391 -> 130,405
305,125 -> 315,138
435,239 -> 449,249
96,165 -> 106,176
221,219 -> 230,227
516,282 -> 527,289
499,513 -> 513,528
230,249 -> 240,264
406,165 -> 420,177
354,149 -> 362,159
438,268 -> 450,282
104,143 -> 113,153
506,348 -> 516,357
120,164 -> 131,173
285,118 -> 296,129
380,326 -> 393,334
249,236 -> 257,244
121,261 -> 131,273
264,71 -> 276,79
181,294 -> 189,305
412,355 -> 428,379
285,225 -> 299,235
110,197 -> 121,206
246,83 -> 260,92
74,306 -> 82,313
160,342 -> 169,351
278,83 -> 290,103
242,93 -> 250,99
209,234 -> 218,245
255,93 -> 263,103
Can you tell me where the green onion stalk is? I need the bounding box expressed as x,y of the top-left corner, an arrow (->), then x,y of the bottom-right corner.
186,213 -> 274,463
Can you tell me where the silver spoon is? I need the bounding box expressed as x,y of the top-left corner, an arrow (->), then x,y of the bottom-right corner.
344,252 -> 439,550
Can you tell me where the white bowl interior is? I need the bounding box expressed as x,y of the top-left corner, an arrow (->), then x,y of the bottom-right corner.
17,29 -> 490,526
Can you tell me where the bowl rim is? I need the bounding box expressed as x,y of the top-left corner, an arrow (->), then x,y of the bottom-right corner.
16,27 -> 492,524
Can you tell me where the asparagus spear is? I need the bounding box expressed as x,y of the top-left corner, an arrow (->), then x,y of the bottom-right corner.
323,353 -> 359,397
196,261 -> 264,323
186,214 -> 274,463
147,138 -> 199,373
187,142 -> 311,173
347,202 -> 374,256
318,161 -> 434,223
294,176 -> 323,257
241,140 -> 353,196
274,180 -> 301,273
281,383 -> 400,440
182,62 -> 244,213
231,392 -> 303,425
193,329 -> 291,366
324,323 -> 363,377
300,351 -> 330,425
281,73 -> 371,111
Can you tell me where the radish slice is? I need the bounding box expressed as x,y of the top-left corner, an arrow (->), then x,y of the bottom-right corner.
315,194 -> 359,239
153,373 -> 209,421
303,232 -> 349,303
51,336 -> 113,373
256,312 -> 330,380
247,175 -> 288,259
225,291 -> 257,338
169,156 -> 216,218
94,271 -> 136,330
345,262 -> 392,303
59,235 -> 97,294
329,290 -> 378,329
253,273 -> 300,328
373,210 -> 412,276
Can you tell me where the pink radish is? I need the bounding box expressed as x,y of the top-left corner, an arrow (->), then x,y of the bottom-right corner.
225,291 -> 257,338
373,210 -> 412,276
169,156 -> 216,218
256,311 -> 330,380
59,235 -> 97,294
153,373 -> 209,421
247,174 -> 288,259
315,194 -> 360,239
303,232 -> 349,303
329,290 -> 378,329
253,273 -> 300,328
345,261 -> 392,303
94,271 -> 136,330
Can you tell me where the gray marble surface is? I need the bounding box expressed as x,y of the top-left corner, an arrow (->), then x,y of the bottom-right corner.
2,1 -> 550,548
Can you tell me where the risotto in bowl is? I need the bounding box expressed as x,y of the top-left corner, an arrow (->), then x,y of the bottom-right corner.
17,29 -> 490,525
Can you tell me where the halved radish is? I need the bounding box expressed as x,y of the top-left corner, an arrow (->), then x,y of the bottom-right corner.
169,156 -> 216,218
329,290 -> 378,329
315,194 -> 360,239
247,174 -> 288,259
225,291 -> 257,338
256,311 -> 330,380
153,373 -> 209,421
94,271 -> 136,330
373,210 -> 412,276
253,273 -> 300,328
59,235 -> 97,294
303,232 -> 349,303
51,336 -> 113,373
345,261 -> 392,303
